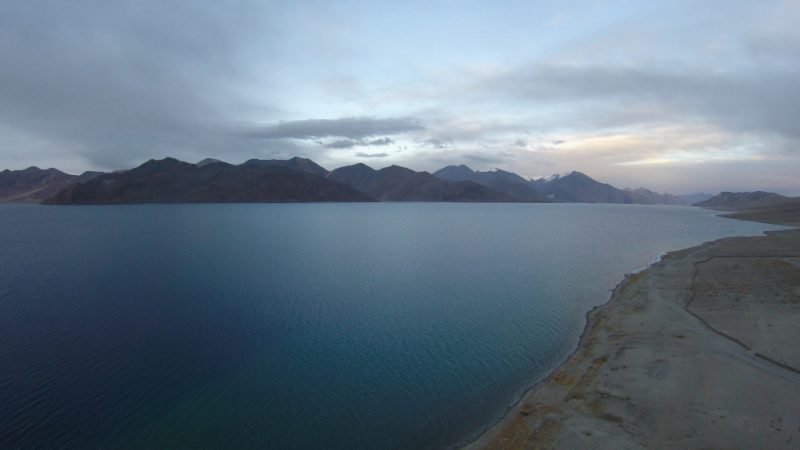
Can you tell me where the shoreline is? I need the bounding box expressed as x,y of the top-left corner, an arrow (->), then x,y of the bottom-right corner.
465,215 -> 800,449
459,257 -> 655,449
461,248 -> 680,449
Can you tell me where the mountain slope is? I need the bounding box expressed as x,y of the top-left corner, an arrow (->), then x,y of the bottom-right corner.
45,158 -> 373,204
0,167 -> 80,202
534,171 -> 633,203
433,165 -> 548,202
329,164 -> 512,202
243,157 -> 329,177
196,158 -> 224,167
623,188 -> 684,205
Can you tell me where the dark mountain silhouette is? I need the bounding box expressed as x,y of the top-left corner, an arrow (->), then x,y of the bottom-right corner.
718,200 -> 800,226
436,165 -> 683,204
329,163 -> 511,202
694,191 -> 800,226
44,158 -> 373,204
433,165 -> 548,202
432,164 -> 477,181
0,167 -> 102,202
694,191 -> 794,210
243,157 -> 329,177
2,156 -> 720,205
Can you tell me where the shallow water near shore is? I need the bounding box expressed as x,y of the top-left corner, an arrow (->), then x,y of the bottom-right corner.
0,203 -> 787,448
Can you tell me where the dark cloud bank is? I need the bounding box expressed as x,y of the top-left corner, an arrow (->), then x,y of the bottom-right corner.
0,0 -> 277,169
0,1 -> 797,194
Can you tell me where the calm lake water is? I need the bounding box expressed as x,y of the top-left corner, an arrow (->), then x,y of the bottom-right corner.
0,203 -> 786,448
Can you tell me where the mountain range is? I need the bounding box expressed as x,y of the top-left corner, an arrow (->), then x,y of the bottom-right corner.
433,165 -> 548,202
0,156 -> 733,205
242,157 -> 330,177
44,158 -> 372,204
534,171 -> 687,204
436,166 -> 688,204
0,167 -> 101,202
329,163 -> 510,202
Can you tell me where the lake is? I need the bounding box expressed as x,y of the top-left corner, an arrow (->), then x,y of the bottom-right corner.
0,203 -> 786,448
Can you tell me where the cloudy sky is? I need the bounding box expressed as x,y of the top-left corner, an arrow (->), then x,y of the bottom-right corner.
1,0 -> 799,194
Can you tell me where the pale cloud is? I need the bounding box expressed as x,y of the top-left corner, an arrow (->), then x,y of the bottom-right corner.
244,117 -> 423,140
355,152 -> 388,158
464,60 -> 800,146
324,137 -> 395,149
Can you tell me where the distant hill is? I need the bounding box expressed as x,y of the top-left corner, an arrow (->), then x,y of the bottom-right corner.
433,165 -> 548,202
623,188 -> 684,205
436,166 -> 683,204
243,157 -> 329,177
543,171 -> 626,203
696,191 -> 800,226
45,158 -> 373,204
679,192 -> 714,205
694,191 -> 793,210
329,163 -> 511,202
0,167 -> 102,202
532,171 -> 629,203
532,171 -> 684,204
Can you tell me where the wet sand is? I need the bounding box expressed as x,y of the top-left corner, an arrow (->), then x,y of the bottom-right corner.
467,220 -> 800,449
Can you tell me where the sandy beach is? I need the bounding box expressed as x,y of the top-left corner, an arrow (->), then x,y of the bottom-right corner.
468,221 -> 800,449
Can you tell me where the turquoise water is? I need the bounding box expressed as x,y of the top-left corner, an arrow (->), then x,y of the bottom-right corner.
0,203 -> 785,448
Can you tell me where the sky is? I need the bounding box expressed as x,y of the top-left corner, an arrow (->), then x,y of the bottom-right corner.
1,0 -> 799,195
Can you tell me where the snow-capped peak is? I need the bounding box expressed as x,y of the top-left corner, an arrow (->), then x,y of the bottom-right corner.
539,171 -> 574,182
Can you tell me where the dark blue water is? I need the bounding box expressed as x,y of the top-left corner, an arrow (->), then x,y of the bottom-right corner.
0,203 -> 785,448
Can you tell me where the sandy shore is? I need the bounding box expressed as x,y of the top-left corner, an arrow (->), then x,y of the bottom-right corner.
467,225 -> 800,449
